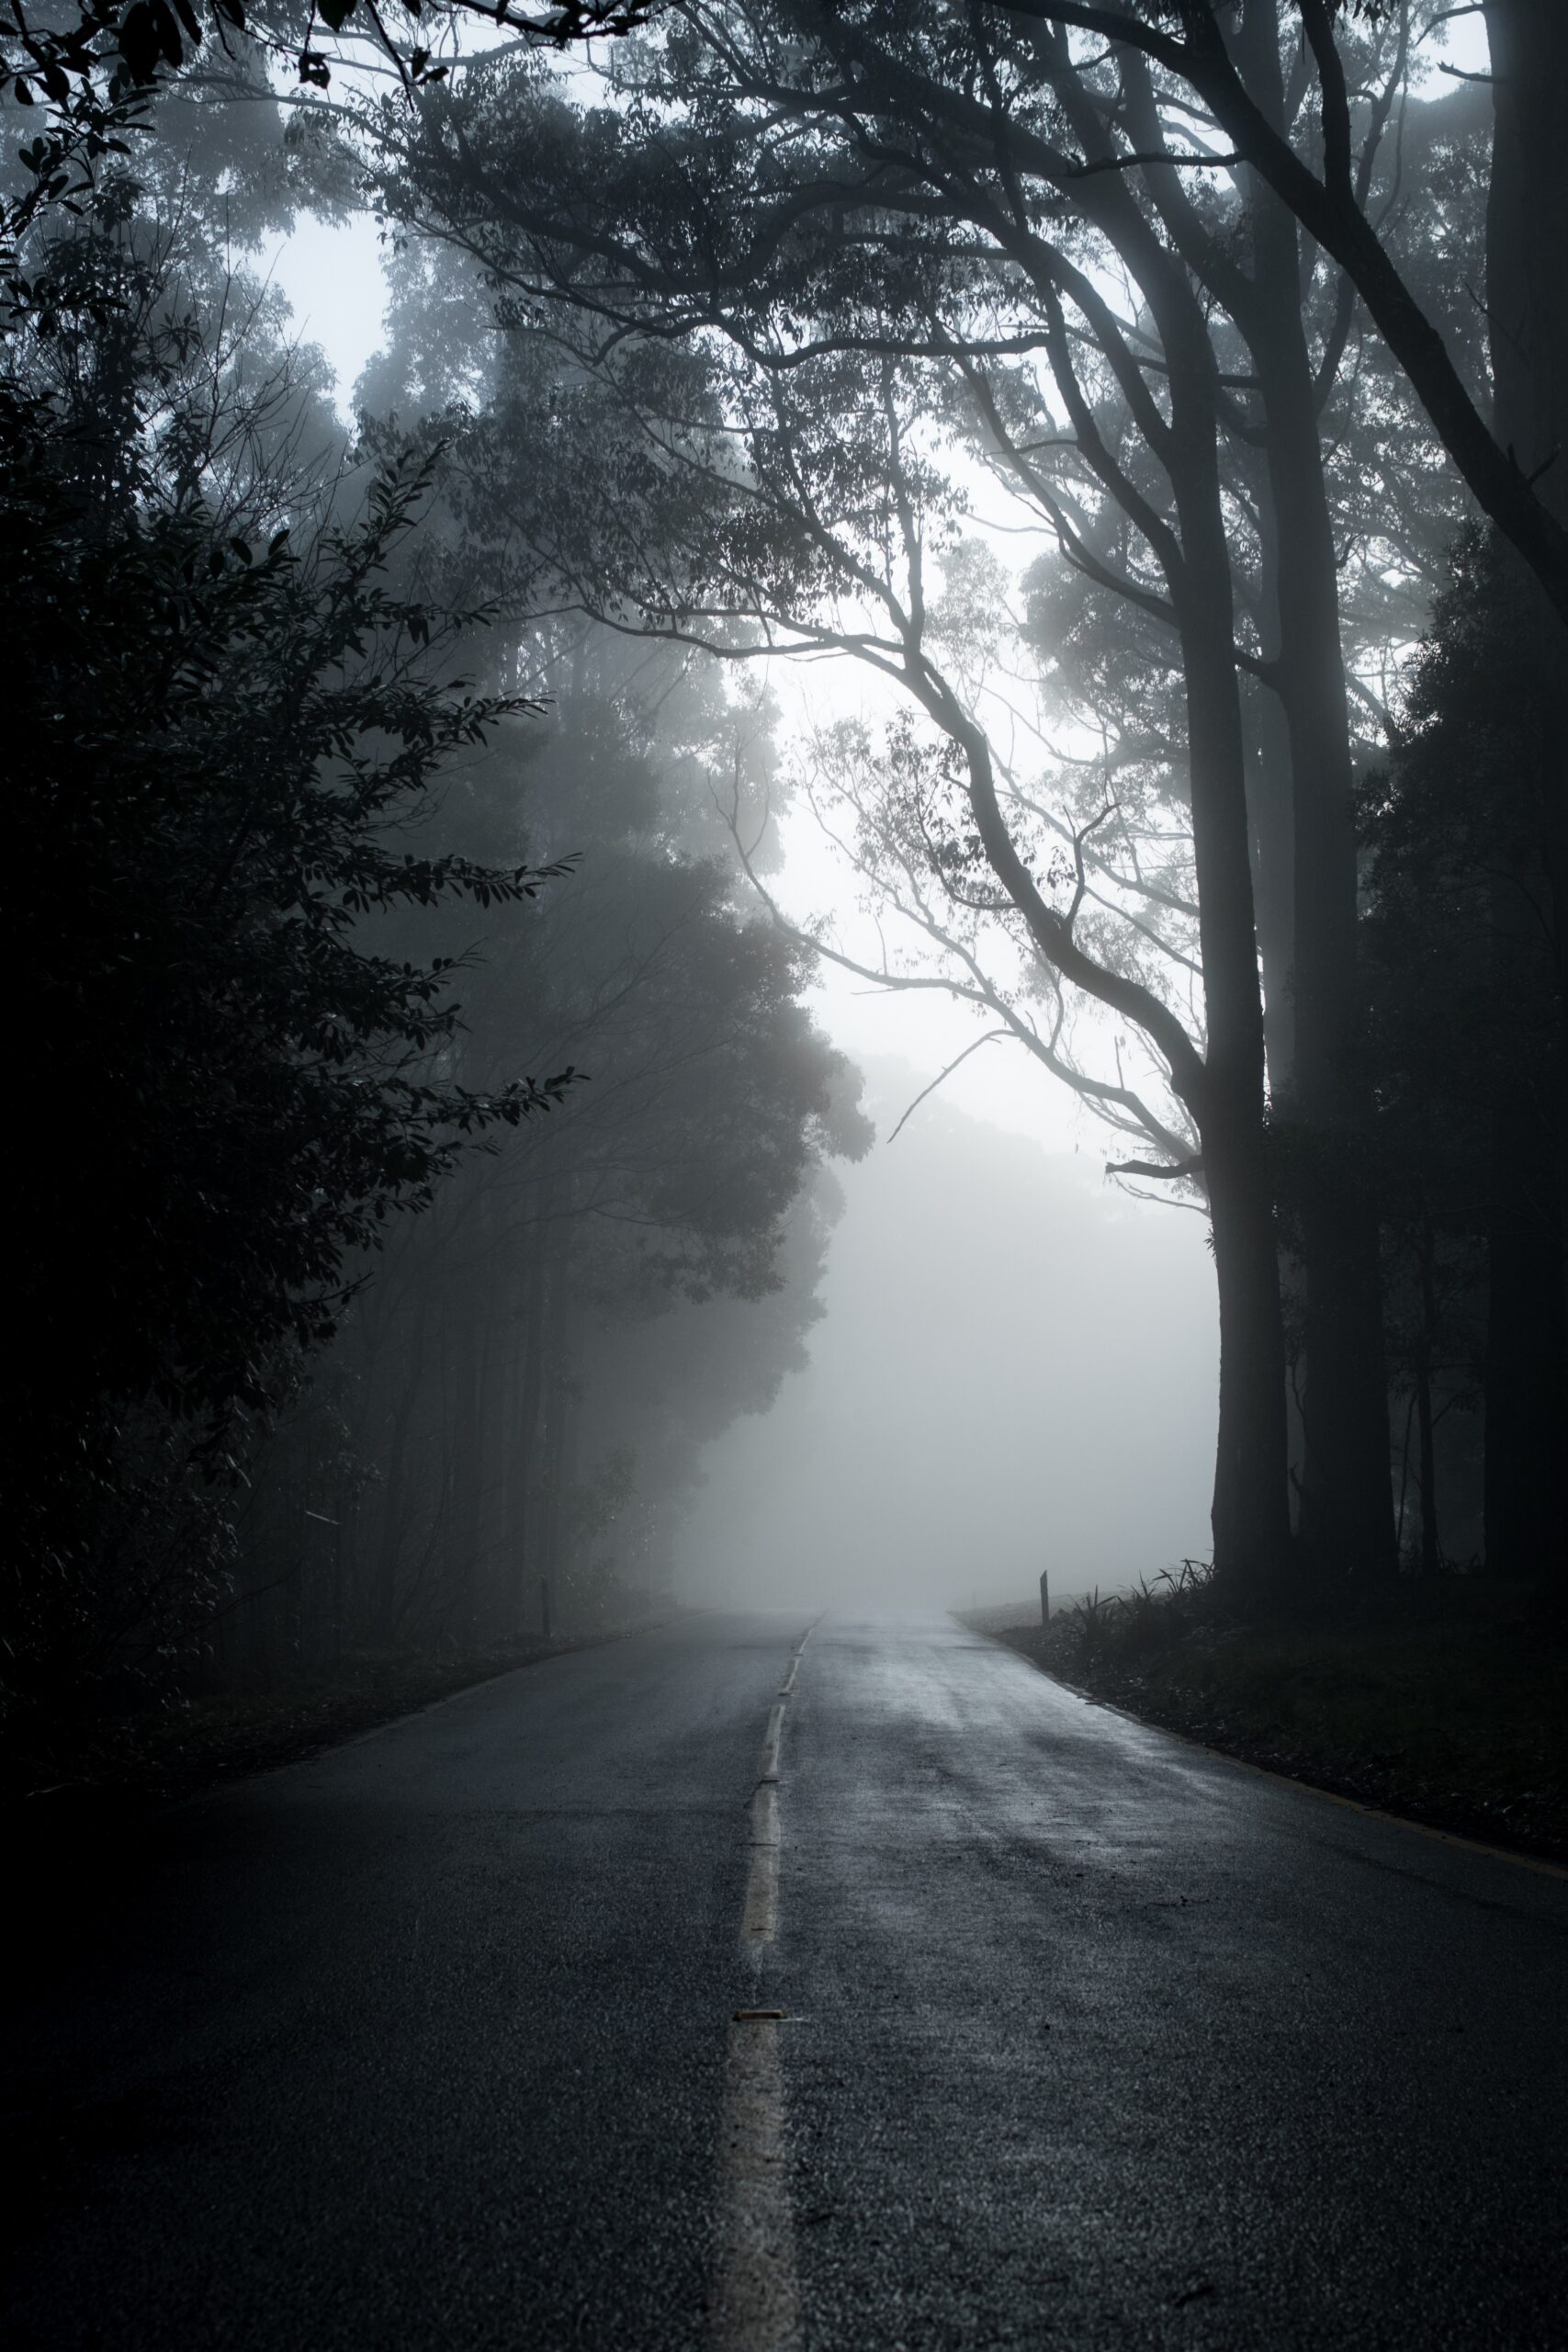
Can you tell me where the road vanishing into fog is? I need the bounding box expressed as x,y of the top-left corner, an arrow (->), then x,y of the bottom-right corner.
6,1613 -> 1566,2352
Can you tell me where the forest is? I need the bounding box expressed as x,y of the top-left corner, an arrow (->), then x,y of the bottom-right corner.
3,0 -> 1562,1790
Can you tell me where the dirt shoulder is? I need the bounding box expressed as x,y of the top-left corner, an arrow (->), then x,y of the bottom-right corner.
967,1599 -> 1568,1868
4,1623 -> 669,1814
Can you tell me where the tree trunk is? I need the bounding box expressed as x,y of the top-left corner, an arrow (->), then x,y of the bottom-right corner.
446,1298 -> 487,1645
1054,88 -> 1297,1596
1251,308 -> 1395,1586
1202,1090 -> 1294,1594
1240,549 -> 1297,1098
1483,1106 -> 1565,1576
536,1211 -> 574,1610
514,1175 -> 553,1631
1166,376 -> 1294,1595
369,1288 -> 428,1647
1416,1219 -> 1441,1579
1483,0 -> 1568,1587
1237,0 -> 1395,1589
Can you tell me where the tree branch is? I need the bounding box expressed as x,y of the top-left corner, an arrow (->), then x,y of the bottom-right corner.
886,1029 -> 1011,1140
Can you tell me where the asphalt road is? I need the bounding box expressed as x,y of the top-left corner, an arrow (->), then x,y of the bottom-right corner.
6,1611 -> 1565,2351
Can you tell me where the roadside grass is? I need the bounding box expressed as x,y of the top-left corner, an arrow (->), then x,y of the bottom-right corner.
972,1571 -> 1568,1864
3,1625 -> 666,1811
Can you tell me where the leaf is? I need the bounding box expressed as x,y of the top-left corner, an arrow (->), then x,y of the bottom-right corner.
117,1 -> 168,79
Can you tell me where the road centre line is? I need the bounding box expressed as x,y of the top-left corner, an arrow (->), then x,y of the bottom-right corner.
712,2011 -> 801,2352
713,1625 -> 815,2351
740,1785 -> 781,1945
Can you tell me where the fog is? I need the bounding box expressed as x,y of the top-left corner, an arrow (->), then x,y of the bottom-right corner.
22,0 -> 1540,1692
682,1059 -> 1217,1614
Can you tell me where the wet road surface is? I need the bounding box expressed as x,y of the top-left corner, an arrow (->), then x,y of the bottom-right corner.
6,1611 -> 1565,2349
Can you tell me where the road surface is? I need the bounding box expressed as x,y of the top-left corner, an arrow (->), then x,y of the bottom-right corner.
6,1611 -> 1565,2349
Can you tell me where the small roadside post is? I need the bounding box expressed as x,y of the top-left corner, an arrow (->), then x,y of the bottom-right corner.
1039,1570 -> 1050,1630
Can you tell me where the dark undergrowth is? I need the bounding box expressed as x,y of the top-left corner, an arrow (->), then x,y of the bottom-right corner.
970,1568 -> 1568,1865
2,1624 -> 667,1814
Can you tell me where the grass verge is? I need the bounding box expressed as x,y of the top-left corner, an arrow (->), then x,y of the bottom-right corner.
969,1575 -> 1567,1866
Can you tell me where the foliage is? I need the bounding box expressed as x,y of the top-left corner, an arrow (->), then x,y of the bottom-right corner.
1,0 -> 654,289
1359,525 -> 1563,1571
1361,526 -> 1560,1199
226,623 -> 874,1668
12,417 -> 570,1396
1044,1558 -> 1221,1676
3,224 -> 579,1699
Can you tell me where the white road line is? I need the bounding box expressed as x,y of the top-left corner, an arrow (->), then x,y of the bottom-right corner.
711,2015 -> 801,2352
712,1627 -> 816,2348
758,1702 -> 785,1782
741,1785 -> 780,1945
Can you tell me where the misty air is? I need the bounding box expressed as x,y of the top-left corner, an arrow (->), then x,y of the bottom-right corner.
5,4 -> 1563,2348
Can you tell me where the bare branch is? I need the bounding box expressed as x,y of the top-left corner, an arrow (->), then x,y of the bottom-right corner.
1104,1152 -> 1203,1182
886,1030 -> 1011,1141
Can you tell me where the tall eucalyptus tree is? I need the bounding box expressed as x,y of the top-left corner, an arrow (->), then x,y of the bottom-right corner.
373,6 -> 1302,1590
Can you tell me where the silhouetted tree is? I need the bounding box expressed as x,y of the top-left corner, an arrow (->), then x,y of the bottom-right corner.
1362,527 -> 1563,1590
223,626 -> 871,1668
4,209 -> 573,1705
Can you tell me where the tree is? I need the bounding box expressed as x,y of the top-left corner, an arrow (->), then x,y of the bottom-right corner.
4,200 -> 573,1703
1362,528 -> 1563,1587
988,15 -> 1568,1566
372,0 -> 1562,1590
368,9 -> 1372,1591
1003,3 -> 1568,627
222,620 -> 872,1667
1477,0 -> 1567,1584
1,0 -> 652,267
